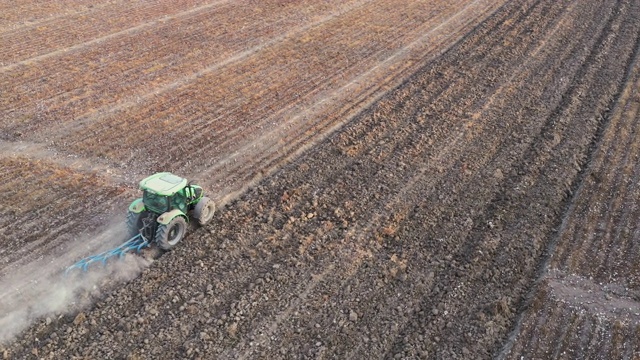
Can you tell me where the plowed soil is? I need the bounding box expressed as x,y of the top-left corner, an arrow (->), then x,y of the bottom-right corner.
1,0 -> 640,358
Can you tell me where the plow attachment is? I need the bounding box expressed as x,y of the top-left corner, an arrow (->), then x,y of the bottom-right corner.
65,234 -> 150,274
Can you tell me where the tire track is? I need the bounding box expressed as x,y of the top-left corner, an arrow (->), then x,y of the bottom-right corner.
0,0 -> 112,32
2,0 -> 639,357
55,0 -> 496,198
1,0 -> 349,125
548,1 -> 640,272
0,157 -> 133,275
549,0 -> 639,279
189,0 -> 510,199
199,0 -> 596,354
368,0 -> 636,356
595,99 -> 640,279
12,0 -> 372,139
488,0 -> 627,268
498,0 -> 640,357
0,0 -> 516,352
0,0 -> 233,71
1,1 -> 223,63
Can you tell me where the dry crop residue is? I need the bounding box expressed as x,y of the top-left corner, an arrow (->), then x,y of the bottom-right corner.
2,0 -> 640,359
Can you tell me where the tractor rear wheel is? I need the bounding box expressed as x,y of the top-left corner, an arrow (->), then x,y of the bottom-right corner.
126,210 -> 145,238
194,197 -> 215,225
155,216 -> 187,250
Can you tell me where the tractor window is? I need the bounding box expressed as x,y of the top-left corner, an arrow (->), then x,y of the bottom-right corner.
143,191 -> 169,213
172,191 -> 188,213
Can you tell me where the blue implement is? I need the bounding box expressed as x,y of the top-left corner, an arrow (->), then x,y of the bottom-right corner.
65,234 -> 150,274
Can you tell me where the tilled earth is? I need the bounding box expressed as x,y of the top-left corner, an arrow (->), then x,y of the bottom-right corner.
2,0 -> 640,359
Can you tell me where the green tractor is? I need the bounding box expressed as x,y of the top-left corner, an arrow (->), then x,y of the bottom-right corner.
126,172 -> 215,250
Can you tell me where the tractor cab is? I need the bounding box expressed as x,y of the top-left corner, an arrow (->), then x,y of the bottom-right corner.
127,172 -> 214,250
139,173 -> 197,214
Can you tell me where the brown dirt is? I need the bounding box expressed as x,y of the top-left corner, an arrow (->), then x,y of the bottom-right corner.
1,0 -> 640,358
499,19 -> 640,358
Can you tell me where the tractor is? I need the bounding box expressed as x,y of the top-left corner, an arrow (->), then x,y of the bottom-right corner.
126,172 -> 215,250
65,172 -> 214,273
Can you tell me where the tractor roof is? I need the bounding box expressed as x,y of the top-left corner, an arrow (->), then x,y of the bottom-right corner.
139,172 -> 188,196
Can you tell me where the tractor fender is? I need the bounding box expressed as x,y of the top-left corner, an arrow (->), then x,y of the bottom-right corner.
157,209 -> 188,225
128,198 -> 145,213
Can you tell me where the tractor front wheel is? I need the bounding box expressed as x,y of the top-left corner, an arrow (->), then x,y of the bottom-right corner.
194,197 -> 215,225
155,216 -> 187,250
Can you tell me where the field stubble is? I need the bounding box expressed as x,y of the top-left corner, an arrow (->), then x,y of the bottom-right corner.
1,0 -> 640,358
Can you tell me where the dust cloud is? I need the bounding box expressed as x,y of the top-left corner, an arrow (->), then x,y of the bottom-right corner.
0,223 -> 152,344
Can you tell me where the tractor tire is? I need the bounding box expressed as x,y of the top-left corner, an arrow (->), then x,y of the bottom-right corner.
126,210 -> 144,238
155,216 -> 187,250
194,197 -> 215,225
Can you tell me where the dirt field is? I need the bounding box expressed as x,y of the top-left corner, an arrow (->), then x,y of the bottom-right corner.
1,0 -> 640,358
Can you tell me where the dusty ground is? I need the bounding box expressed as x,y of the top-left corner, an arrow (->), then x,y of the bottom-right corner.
1,0 -> 640,358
